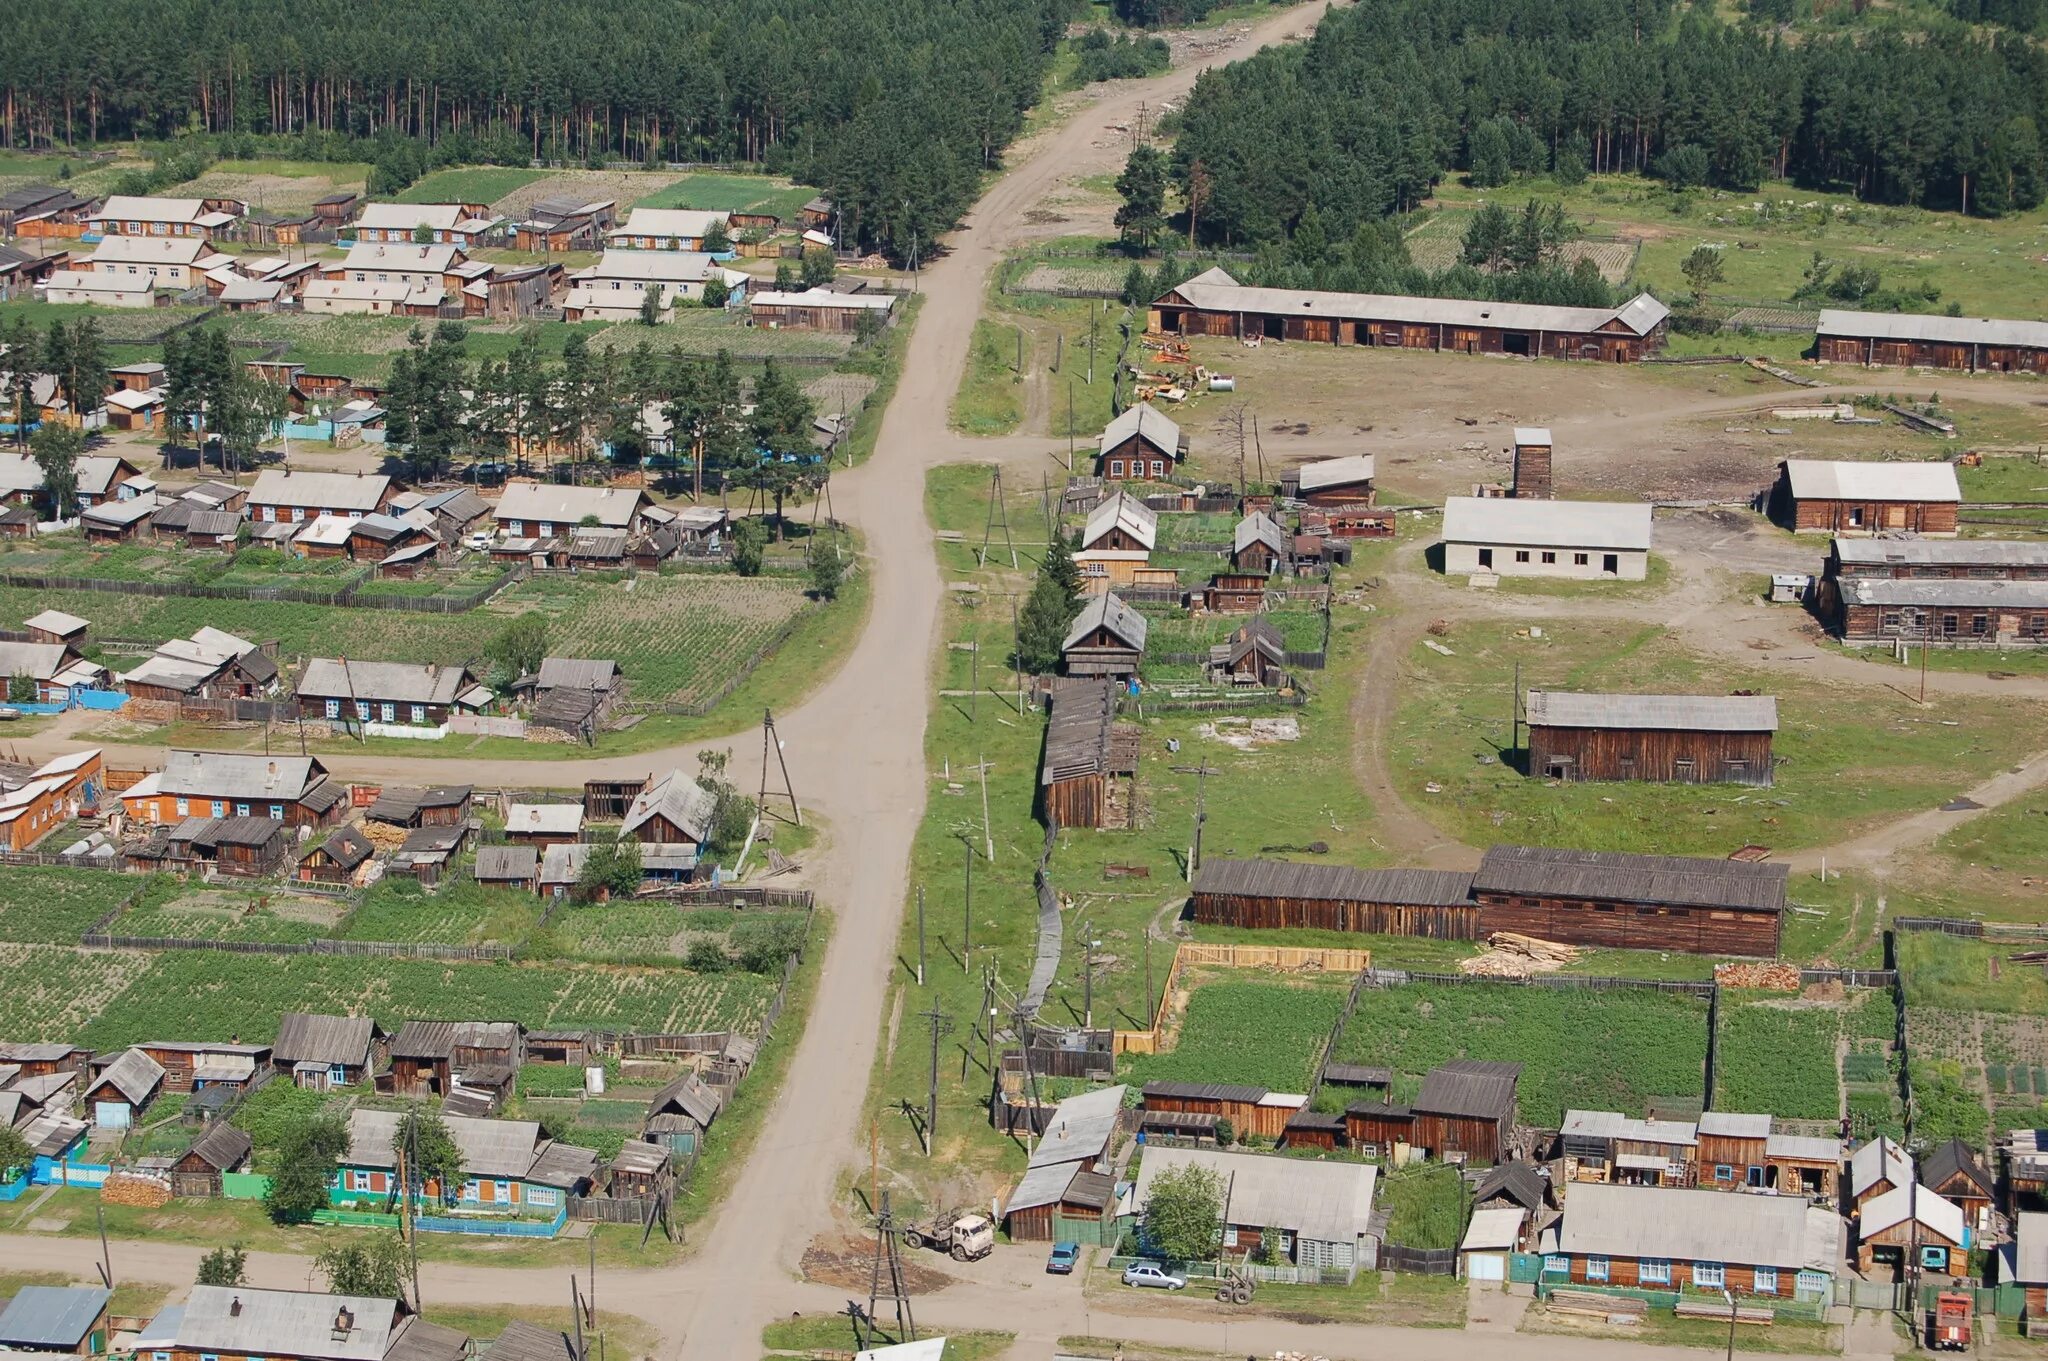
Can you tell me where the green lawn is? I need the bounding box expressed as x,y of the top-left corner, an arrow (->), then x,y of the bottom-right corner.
395,167 -> 547,206
1124,976 -> 1348,1092
952,319 -> 1026,434
634,172 -> 818,222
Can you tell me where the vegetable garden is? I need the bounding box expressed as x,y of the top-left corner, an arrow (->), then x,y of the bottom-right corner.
1122,977 -> 1348,1092
0,944 -> 156,1040
0,868 -> 149,944
1711,999 -> 1841,1121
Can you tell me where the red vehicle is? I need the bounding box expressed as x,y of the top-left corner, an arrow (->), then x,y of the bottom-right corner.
1929,1292 -> 1972,1351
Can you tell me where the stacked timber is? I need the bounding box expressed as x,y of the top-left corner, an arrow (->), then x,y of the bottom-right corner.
1460,931 -> 1582,977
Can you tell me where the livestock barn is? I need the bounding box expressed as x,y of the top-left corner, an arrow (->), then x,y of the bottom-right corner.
1471,845 -> 1788,957
1772,460 -> 1961,536
1522,690 -> 1779,786
1039,680 -> 1138,830
1828,577 -> 2048,646
1817,308 -> 2048,374
1290,454 -> 1376,507
1191,858 -> 1479,938
1826,537 -> 2048,581
1151,268 -> 1670,362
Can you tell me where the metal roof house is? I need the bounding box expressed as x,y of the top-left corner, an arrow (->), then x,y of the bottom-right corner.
296,659 -> 490,732
1096,403 -> 1185,480
1134,1146 -> 1381,1274
1002,1085 -> 1128,1243
1061,592 -> 1148,678
1523,690 -> 1780,786
1292,453 -> 1377,505
1441,496 -> 1653,580
1541,1182 -> 1842,1301
165,1285 -> 467,1361
273,1013 -> 383,1089
339,1108 -> 594,1213
0,1285 -> 111,1355
1773,459 -> 1962,536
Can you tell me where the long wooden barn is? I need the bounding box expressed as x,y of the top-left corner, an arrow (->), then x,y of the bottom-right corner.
1471,845 -> 1786,957
1523,690 -> 1778,786
1771,459 -> 1960,537
1151,268 -> 1670,362
1190,859 -> 1478,937
1817,308 -> 2048,374
1039,680 -> 1139,830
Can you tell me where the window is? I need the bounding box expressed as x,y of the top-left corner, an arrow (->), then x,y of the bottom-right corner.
1573,553 -> 1589,566
325,699 -> 341,719
380,702 -> 396,723
462,1180 -> 481,1200
1109,460 -> 1124,478
412,705 -> 428,724
1641,1259 -> 1671,1285
1747,1166 -> 1765,1188
1715,1164 -> 1734,1182
1540,551 -> 1557,565
1083,562 -> 1106,577
1694,1262 -> 1725,1288
175,797 -> 190,817
1586,1256 -> 1610,1281
1942,614 -> 1959,636
211,800 -> 225,817
270,805 -> 284,821
1753,1267 -> 1778,1294
495,1180 -> 511,1201
355,700 -> 372,721
1152,460 -> 1165,476
527,1186 -> 559,1206
348,1170 -> 370,1191
1971,614 -> 1989,636
1514,550 -> 1531,563
1223,1226 -> 1239,1248
236,803 -> 250,817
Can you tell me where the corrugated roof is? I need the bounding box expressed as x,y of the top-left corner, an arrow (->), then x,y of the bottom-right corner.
1861,1183 -> 1965,1244
1166,270 -> 1670,338
1028,1085 -> 1127,1170
177,1285 -> 402,1361
273,1013 -> 376,1068
1194,857 -> 1477,908
1134,1146 -> 1378,1246
345,1108 -> 541,1179
1415,1060 -> 1520,1121
1818,306 -> 2048,350
0,1287 -> 110,1347
298,659 -> 474,706
1838,577 -> 2048,608
1781,459 -> 1960,503
1081,491 -> 1158,552
1526,690 -> 1778,733
1296,454 -> 1375,493
1063,592 -> 1148,653
475,845 -> 539,881
1442,496 -> 1653,552
2016,1212 -> 2048,1285
1461,1206 -> 1526,1253
493,482 -> 645,529
1235,511 -> 1286,558
248,469 -> 393,512
1474,845 -> 1788,914
1561,1110 -> 1698,1147
1833,538 -> 2048,568
1555,1182 -> 1839,1271
1099,402 -> 1180,457
1850,1135 -> 1911,1196
87,1048 -> 164,1105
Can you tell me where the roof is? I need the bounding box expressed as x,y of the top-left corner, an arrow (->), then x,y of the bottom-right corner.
1767,1133 -> 1842,1163
1525,690 -> 1778,733
304,278 -> 411,305
1321,1063 -> 1391,1086
1099,402 -> 1180,457
0,641 -> 73,683
539,842 -> 593,884
46,268 -> 153,296
1193,857 -> 1476,908
1923,1137 -> 1995,1199
752,286 -> 894,311
1415,1060 -> 1520,1121
345,1107 -> 542,1180
2016,1212 -> 2048,1285
88,236 -> 209,267
397,824 -> 466,858
1063,592 -> 1148,653
1837,577 -> 2048,609
480,1321 -> 578,1361
647,1072 -> 724,1126
1028,1084 -> 1127,1169
298,658 -> 472,705
1235,511 -> 1286,558
1081,490 -> 1158,552
1832,538 -> 2048,568
1861,1184 -> 1966,1245
86,1048 -> 165,1105
525,1140 -> 599,1190
475,845 -> 540,881
1165,269 -> 1671,337
0,1286 -> 111,1347
1781,459 -> 1961,504
248,469 -> 393,512
494,482 -> 645,529
273,1013 -> 377,1067
356,203 -> 465,233
1134,1146 -> 1378,1245
611,208 -> 729,238
1442,496 -> 1653,552
535,658 -> 621,692
1041,680 -> 1129,786
1851,1136 -> 1912,1197
610,1140 -> 670,1178
1143,1080 -> 1268,1105
622,769 -> 717,843
383,1320 -> 469,1361
1473,845 -> 1788,914
20,609 -> 86,636
1006,1159 -> 1092,1215
1226,616 -> 1287,669
575,249 -> 724,287
506,803 -> 584,836
1296,454 -> 1376,493
1554,1182 -> 1841,1272
176,1285 -> 403,1361
1818,306 -> 2048,351
183,1122 -> 253,1171
1561,1110 -> 1699,1147
338,242 -> 465,275
1475,1161 -> 1550,1210
1461,1206 -> 1527,1253
75,456 -> 138,496
389,1020 -> 520,1061
94,195 -> 205,224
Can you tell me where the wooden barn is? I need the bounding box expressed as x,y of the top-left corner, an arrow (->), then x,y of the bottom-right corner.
1291,454 -> 1375,507
1151,268 -> 1670,362
1231,512 -> 1286,574
1817,308 -> 2048,374
1345,1060 -> 1519,1163
386,1021 -> 523,1097
1095,403 -> 1185,481
1470,845 -> 1788,957
1061,592 -> 1147,678
1923,1138 -> 1996,1240
1772,460 -> 1961,537
1826,537 -> 2048,582
1002,1086 -> 1126,1244
1200,571 -> 1271,615
1039,680 -> 1138,830
1522,690 -> 1779,786
1828,577 -> 2048,647
606,1140 -> 673,1201
1857,1184 -> 1967,1275
1191,858 -> 1479,938
1697,1112 -> 1773,1190
364,784 -> 473,828
1141,1082 -> 1301,1142
171,1122 -> 252,1197
1849,1135 -> 1911,1209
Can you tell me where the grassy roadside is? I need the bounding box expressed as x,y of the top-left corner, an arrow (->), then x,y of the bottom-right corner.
834,293 -> 925,468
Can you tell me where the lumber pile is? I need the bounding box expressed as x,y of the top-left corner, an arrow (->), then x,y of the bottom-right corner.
1548,1289 -> 1648,1320
1675,1299 -> 1775,1325
1715,961 -> 1801,990
1460,932 -> 1582,977
360,820 -> 411,853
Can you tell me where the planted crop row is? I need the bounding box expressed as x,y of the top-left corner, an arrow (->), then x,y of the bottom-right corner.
0,867 -> 149,944
1123,978 -> 1347,1092
0,944 -> 156,1039
1714,1000 -> 1841,1120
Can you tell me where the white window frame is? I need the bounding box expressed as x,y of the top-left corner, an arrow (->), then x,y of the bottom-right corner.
1754,1267 -> 1778,1294
1640,1258 -> 1671,1285
325,699 -> 341,719
175,797 -> 190,816
380,702 -> 396,723
269,804 -> 284,820
1586,1256 -> 1609,1282
1694,1261 -> 1725,1288
411,704 -> 428,724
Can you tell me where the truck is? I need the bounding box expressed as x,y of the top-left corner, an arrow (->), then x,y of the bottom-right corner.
1929,1292 -> 1971,1351
899,1210 -> 994,1262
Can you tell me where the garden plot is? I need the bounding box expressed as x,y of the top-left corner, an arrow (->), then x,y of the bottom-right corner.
395,167 -> 548,207
1712,997 -> 1842,1120
173,160 -> 371,214
111,887 -> 342,945
542,572 -> 811,708
0,945 -> 154,1040
0,867 -> 147,945
1123,974 -> 1348,1092
336,880 -> 540,947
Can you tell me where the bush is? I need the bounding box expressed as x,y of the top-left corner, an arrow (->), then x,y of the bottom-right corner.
732,914 -> 806,974
684,938 -> 732,972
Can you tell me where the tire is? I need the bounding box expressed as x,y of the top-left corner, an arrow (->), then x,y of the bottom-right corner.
950,1245 -> 970,1262
1232,1283 -> 1252,1304
903,1231 -> 925,1251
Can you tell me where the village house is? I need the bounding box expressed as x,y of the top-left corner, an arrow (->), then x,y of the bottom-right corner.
24,609 -> 89,648
1095,403 -> 1185,481
644,1072 -> 726,1158
338,1107 -> 594,1211
119,750 -> 346,828
1541,1183 -> 1841,1300
1850,1136 -> 1912,1208
391,487 -> 491,542
385,1021 -> 524,1097
1291,454 -> 1376,506
538,843 -> 594,899
246,469 -> 400,524
1001,1086 -> 1126,1244
0,1286 -> 112,1357
296,658 -> 491,731
300,277 -> 411,315
1208,616 -> 1289,687
272,1013 -> 383,1090
0,453 -> 143,516
295,825 -> 376,890
87,195 -> 237,239
621,767 -> 717,876
315,241 -> 487,315
492,482 -> 649,537
477,261 -> 564,321
125,1040 -> 271,1095
522,658 -> 627,740
170,1121 -> 254,1197
1772,460 -> 1962,536
512,197 -> 617,252
605,208 -> 733,252
121,626 -> 278,705
504,803 -> 586,846
1441,496 -> 1653,580
1073,490 -> 1161,591
474,844 -> 541,894
80,494 -> 173,545
1140,1082 -> 1301,1144
386,824 -> 469,888
1461,1206 -> 1533,1282
1151,267 -> 1670,361
1924,1138 -> 1997,1241
40,268 -> 155,308
1346,1059 -> 1520,1163
156,1285 -> 468,1361
748,287 -> 896,332
1471,845 -> 1787,957
562,250 -> 746,321
0,243 -> 65,302
351,202 -> 498,247
607,1140 -> 672,1202
1061,592 -> 1148,678
77,234 -> 231,291
1231,511 -> 1287,574
0,638 -> 107,706
1134,1146 -> 1381,1274
1830,576 -> 2048,646
1038,679 -> 1139,831
0,750 -> 105,852
1523,690 -> 1779,786
1817,308 -> 2048,374
83,1048 -> 165,1128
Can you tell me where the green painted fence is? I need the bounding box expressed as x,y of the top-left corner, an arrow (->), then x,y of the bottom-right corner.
313,1208 -> 403,1229
220,1172 -> 271,1200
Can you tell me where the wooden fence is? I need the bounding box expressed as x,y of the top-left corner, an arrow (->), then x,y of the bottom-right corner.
1113,941 -> 1374,1055
617,1032 -> 733,1058
1800,967 -> 1898,987
0,849 -> 128,871
1896,916 -> 2048,943
0,565 -> 522,615
635,885 -> 815,909
1379,1243 -> 1459,1276
1363,967 -> 1715,997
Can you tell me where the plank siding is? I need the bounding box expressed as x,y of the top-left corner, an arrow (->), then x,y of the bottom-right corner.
1526,724 -> 1775,786
1473,896 -> 1780,957
1191,889 -> 1477,938
1566,1256 -> 1789,1296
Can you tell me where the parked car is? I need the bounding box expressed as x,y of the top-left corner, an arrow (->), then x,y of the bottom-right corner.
1121,1261 -> 1186,1290
1046,1242 -> 1080,1275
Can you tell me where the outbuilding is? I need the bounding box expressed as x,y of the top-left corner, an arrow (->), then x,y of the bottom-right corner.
1191,858 -> 1478,938
1523,690 -> 1779,786
1828,577 -> 2048,647
1061,593 -> 1147,678
1470,845 -> 1787,957
1038,680 -> 1138,830
1817,308 -> 2048,374
1772,460 -> 1960,536
1441,497 -> 1652,580
1291,454 -> 1376,506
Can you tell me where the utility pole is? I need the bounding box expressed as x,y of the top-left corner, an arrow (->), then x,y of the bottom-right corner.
977,752 -> 994,862
1511,661 -> 1521,759
979,466 -> 1017,570
962,835 -> 974,967
1172,761 -> 1219,879
759,708 -> 802,826
915,884 -> 926,986
919,1000 -> 952,1155
1083,932 -> 1102,1029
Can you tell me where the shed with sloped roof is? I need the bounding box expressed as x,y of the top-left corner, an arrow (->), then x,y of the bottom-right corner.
1524,689 -> 1779,786
1472,845 -> 1786,957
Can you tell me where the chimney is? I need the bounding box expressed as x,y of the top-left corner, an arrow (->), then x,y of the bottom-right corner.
229,1297 -> 242,1318
266,760 -> 278,778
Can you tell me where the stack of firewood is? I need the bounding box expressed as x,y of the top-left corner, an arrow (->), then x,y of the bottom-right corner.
1713,961 -> 1801,990
1459,931 -> 1582,977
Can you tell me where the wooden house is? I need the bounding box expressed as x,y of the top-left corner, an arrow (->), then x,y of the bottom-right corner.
1828,576 -> 2048,647
1133,1146 -> 1380,1271
1772,460 -> 1961,537
1560,1109 -> 1700,1186
748,287 -> 895,332
1074,491 -> 1159,591
526,1031 -> 600,1066
339,1108 -> 594,1213
129,1040 -> 271,1095
1038,680 -> 1138,830
1278,1109 -> 1348,1150
297,658 -> 490,730
22,610 -> 89,649
1143,1082 -> 1299,1143
295,825 -> 374,888
1001,1086 -> 1125,1244
1510,428 -> 1554,499
171,1122 -> 253,1197
1767,1131 -> 1842,1201
475,845 -> 541,894
1208,616 -> 1288,686
1697,1112 -> 1773,1190
1192,858 -> 1478,937
1151,267 -> 1670,362
1200,570 -> 1271,615
1817,308 -> 2048,374
84,1048 -> 166,1128
645,1072 -> 725,1156
386,824 -> 467,887
246,469 -> 399,524
1474,1161 -> 1554,1222
1523,690 -> 1779,786
0,183 -> 89,233
0,1286 -> 112,1357
159,1285 -> 467,1361
1543,1183 -> 1842,1300
272,1013 -> 382,1090
1231,512 -> 1286,574
1858,1184 -> 1967,1275
1442,496 -> 1652,581
1410,1060 -> 1519,1163
1061,593 -> 1147,678
1849,1135 -> 1911,1208
0,1042 -> 87,1078
1826,537 -> 2048,583
1095,403 -> 1184,481
622,768 -> 716,852
385,1021 -> 524,1097
503,803 -> 585,846
1461,1206 -> 1531,1281
1470,845 -> 1788,957
607,1140 -> 673,1201
1924,1138 -> 1996,1240
1292,454 -> 1376,507
364,785 -> 473,829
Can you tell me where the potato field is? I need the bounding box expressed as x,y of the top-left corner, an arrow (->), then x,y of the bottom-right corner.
1123,977 -> 1348,1092
1711,999 -> 1842,1120
0,944 -> 156,1040
0,867 -> 148,944
543,573 -> 811,708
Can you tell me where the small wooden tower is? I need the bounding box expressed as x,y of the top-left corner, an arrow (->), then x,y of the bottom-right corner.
1511,427 -> 1553,500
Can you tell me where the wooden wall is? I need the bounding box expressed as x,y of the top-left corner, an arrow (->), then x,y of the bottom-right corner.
1526,725 -> 1775,786
1155,306 -> 1660,362
1044,772 -> 1106,830
1818,333 -> 2048,374
1838,602 -> 2048,645
1697,1134 -> 1769,1179
1792,497 -> 1959,535
1564,1255 -> 1793,1296
1414,1112 -> 1504,1163
1475,896 -> 1781,958
1190,889 -> 1478,939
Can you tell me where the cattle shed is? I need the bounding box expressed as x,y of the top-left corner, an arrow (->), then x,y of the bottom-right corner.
1292,454 -> 1376,506
1190,858 -> 1478,938
1817,308 -> 2048,374
1471,845 -> 1787,956
1523,690 -> 1778,786
1828,537 -> 2048,581
1141,1081 -> 1302,1142
1773,459 -> 1960,536
1039,680 -> 1139,830
1828,576 -> 2048,646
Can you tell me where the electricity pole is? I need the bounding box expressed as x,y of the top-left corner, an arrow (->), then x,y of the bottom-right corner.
1172,761 -> 1219,879
919,1001 -> 952,1155
962,836 -> 974,967
915,884 -> 926,986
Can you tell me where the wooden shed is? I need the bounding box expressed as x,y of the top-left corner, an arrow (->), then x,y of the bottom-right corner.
1923,1137 -> 1995,1240
1208,616 -> 1288,687
1190,858 -> 1478,938
1039,680 -> 1138,830
1061,593 -> 1147,678
1523,690 -> 1779,786
1409,1060 -> 1520,1164
1470,845 -> 1787,957
1291,454 -> 1376,507
172,1122 -> 253,1197
1772,459 -> 1961,536
1697,1111 -> 1773,1189
607,1139 -> 673,1200
1230,512 -> 1286,574
1510,428 -> 1554,500
1141,1082 -> 1300,1142
1817,308 -> 2048,374
295,825 -> 374,887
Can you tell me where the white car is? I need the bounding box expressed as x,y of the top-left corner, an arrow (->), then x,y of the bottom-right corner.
464,532 -> 492,551
1121,1261 -> 1187,1290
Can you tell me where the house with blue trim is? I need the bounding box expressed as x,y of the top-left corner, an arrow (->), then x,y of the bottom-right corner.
337,1108 -> 596,1217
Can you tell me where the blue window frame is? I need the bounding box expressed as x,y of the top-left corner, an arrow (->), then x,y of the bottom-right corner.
325,698 -> 340,719
236,802 -> 250,817
1641,1259 -> 1671,1285
1754,1267 -> 1778,1294
1715,1164 -> 1734,1182
210,800 -> 225,817
270,804 -> 284,820
1694,1261 -> 1725,1288
1586,1257 -> 1609,1282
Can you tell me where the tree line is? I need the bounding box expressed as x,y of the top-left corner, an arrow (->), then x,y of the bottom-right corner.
0,0 -> 1077,256
1167,0 -> 2048,248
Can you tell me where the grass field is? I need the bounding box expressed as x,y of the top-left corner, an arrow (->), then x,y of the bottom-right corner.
0,299 -> 211,339
1124,976 -> 1348,1092
956,279 -> 1128,439
395,167 -> 547,207
172,160 -> 371,215
633,172 -> 818,222
0,867 -> 147,944
1900,929 -> 2048,1016
1713,997 -> 1843,1120
0,539 -> 362,590
335,878 -> 542,946
1329,983 -> 1710,1127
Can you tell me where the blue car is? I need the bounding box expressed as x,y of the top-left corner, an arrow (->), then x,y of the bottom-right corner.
1046,1242 -> 1081,1275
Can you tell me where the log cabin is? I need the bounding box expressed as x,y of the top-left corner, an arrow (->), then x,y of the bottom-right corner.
1523,690 -> 1779,786
1133,1146 -> 1381,1272
504,803 -> 585,845
272,1013 -> 383,1090
1857,1184 -> 1967,1275
296,659 -> 491,730
1817,308 -> 2048,374
645,1072 -> 725,1156
1850,1136 -> 1912,1209
1826,537 -> 2048,582
1095,403 -> 1185,481
1441,497 -> 1652,581
1923,1138 -> 1996,1242
1039,679 -> 1138,830
295,826 -> 375,888
171,1122 -> 253,1197
622,768 -> 717,851
339,1108 -> 594,1213
1766,1132 -> 1842,1201
1346,1061 -> 1518,1163
1073,490 -> 1160,591
1773,460 -> 1961,536
474,844 -> 541,894
363,784 -> 473,829
246,468 -> 400,524
748,287 -> 895,332
1200,570 -> 1271,614
606,1140 -> 673,1201
83,1048 -> 165,1128
1231,512 -> 1287,574
156,1286 -> 468,1361
133,815 -> 294,877
1152,268 -> 1670,362
1208,615 -> 1288,686
1542,1183 -> 1843,1301
1291,454 -> 1375,507
1470,845 -> 1787,957
386,1021 -> 524,1097
1061,592 -> 1148,678
1191,858 -> 1478,937
127,1040 -> 271,1095
1828,577 -> 2048,647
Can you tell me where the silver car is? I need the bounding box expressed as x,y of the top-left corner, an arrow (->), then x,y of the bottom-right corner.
1121,1261 -> 1188,1290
